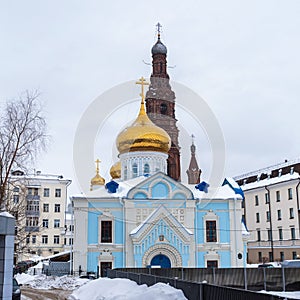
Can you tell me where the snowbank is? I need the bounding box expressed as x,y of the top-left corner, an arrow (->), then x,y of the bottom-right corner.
260,290 -> 300,299
69,277 -> 187,300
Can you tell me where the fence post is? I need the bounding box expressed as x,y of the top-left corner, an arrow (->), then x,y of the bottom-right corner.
139,273 -> 141,285
213,267 -> 216,285
282,266 -> 286,292
244,267 -> 248,290
199,283 -> 203,300
181,268 -> 184,280
263,267 -> 267,291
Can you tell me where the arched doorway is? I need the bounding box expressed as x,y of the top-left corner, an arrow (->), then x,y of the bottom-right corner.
150,254 -> 171,268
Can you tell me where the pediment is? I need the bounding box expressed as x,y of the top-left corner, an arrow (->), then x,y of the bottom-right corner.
130,204 -> 193,243
126,172 -> 194,200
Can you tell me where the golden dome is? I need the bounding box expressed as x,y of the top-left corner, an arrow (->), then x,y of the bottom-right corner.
110,161 -> 121,179
116,77 -> 171,155
90,159 -> 105,190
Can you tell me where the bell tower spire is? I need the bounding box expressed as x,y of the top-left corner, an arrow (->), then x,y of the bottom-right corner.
145,23 -> 181,181
186,135 -> 201,184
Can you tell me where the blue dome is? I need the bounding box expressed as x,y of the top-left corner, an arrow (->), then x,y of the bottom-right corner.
151,39 -> 167,55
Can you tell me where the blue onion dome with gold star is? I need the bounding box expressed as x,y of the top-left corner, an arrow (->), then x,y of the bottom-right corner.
116,77 -> 171,155
110,161 -> 121,179
151,22 -> 167,55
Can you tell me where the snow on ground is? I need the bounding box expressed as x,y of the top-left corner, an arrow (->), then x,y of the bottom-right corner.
69,277 -> 187,300
16,273 -> 187,300
260,290 -> 300,299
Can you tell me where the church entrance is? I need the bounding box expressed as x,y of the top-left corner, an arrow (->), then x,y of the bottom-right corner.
150,254 -> 171,268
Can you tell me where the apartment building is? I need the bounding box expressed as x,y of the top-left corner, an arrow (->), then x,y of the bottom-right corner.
9,170 -> 71,262
235,159 -> 300,263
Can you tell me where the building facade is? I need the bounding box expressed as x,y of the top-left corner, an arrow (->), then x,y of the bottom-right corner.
235,159 -> 300,263
9,171 -> 71,261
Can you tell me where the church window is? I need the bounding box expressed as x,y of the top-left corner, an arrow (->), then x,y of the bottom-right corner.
101,220 -> 112,243
124,166 -> 128,180
144,163 -> 150,175
160,103 -> 167,115
206,220 -> 217,242
132,163 -> 138,178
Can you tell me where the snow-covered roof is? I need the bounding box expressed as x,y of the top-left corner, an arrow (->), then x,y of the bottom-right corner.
241,172 -> 300,191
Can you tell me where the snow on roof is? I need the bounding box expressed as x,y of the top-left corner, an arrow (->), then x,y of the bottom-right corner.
234,158 -> 300,181
241,172 -> 300,191
0,211 -> 14,218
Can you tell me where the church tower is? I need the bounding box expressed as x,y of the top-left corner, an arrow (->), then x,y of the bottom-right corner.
186,136 -> 201,184
145,23 -> 181,181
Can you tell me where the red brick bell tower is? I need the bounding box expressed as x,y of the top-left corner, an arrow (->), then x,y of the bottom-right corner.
145,23 -> 181,181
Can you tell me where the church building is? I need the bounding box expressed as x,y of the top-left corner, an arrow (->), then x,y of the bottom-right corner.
71,27 -> 248,276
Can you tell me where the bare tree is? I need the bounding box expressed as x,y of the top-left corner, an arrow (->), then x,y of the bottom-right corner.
0,90 -> 48,211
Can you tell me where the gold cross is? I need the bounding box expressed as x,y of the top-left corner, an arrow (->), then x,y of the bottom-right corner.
136,77 -> 149,103
95,158 -> 101,173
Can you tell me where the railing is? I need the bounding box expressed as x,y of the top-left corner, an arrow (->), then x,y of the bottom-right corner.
248,239 -> 300,247
25,226 -> 40,232
26,195 -> 40,200
25,210 -> 40,217
107,269 -> 289,300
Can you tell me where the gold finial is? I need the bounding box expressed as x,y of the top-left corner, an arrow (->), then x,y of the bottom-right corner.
136,77 -> 149,104
156,22 -> 162,39
95,158 -> 101,174
90,158 -> 105,190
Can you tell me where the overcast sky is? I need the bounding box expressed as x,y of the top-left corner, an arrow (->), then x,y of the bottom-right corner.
1,0 -> 300,194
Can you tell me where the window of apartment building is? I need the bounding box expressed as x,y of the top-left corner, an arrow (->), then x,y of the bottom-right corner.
43,219 -> 49,228
69,225 -> 74,232
293,251 -> 297,259
55,188 -> 61,197
257,229 -> 261,241
54,235 -> 60,244
26,217 -> 39,227
69,238 -> 73,245
277,210 -> 282,220
288,188 -> 293,200
256,213 -> 260,223
206,220 -> 217,242
54,219 -> 60,228
279,228 -> 283,240
27,200 -> 40,212
280,251 -> 284,262
32,235 -> 36,244
54,204 -> 60,213
43,188 -> 50,197
26,235 -> 30,244
267,229 -> 272,241
266,211 -> 270,222
276,191 -> 281,202
255,195 -> 259,206
43,203 -> 49,212
258,252 -> 262,263
13,194 -> 19,204
101,220 -> 112,243
265,193 -> 270,204
42,235 -> 48,244
269,252 -> 273,262
291,227 -> 296,240
13,186 -> 19,193
28,188 -> 38,196
64,238 -> 67,245
289,208 -> 294,219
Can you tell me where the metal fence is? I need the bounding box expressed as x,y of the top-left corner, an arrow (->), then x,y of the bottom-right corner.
107,269 -> 290,300
116,267 -> 300,292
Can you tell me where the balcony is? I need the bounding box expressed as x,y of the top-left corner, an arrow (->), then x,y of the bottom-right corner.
26,195 -> 40,201
248,239 -> 300,248
25,226 -> 40,232
25,210 -> 40,217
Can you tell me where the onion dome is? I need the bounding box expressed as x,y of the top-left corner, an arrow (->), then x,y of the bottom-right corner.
116,78 -> 171,155
110,161 -> 121,179
151,35 -> 167,55
90,159 -> 105,190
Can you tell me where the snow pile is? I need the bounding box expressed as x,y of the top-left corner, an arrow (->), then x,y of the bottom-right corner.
15,274 -> 89,290
260,290 -> 300,299
69,277 -> 187,300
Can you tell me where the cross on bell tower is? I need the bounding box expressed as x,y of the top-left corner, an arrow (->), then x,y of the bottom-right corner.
145,23 -> 181,181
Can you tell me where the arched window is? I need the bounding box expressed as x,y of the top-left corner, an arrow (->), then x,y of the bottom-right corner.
132,163 -> 138,178
124,166 -> 128,180
144,163 -> 150,175
160,103 -> 167,115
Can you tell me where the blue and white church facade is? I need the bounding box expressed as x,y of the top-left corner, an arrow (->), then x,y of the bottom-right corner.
71,82 -> 248,275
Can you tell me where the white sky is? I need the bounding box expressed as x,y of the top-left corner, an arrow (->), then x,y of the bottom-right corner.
1,0 -> 300,195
